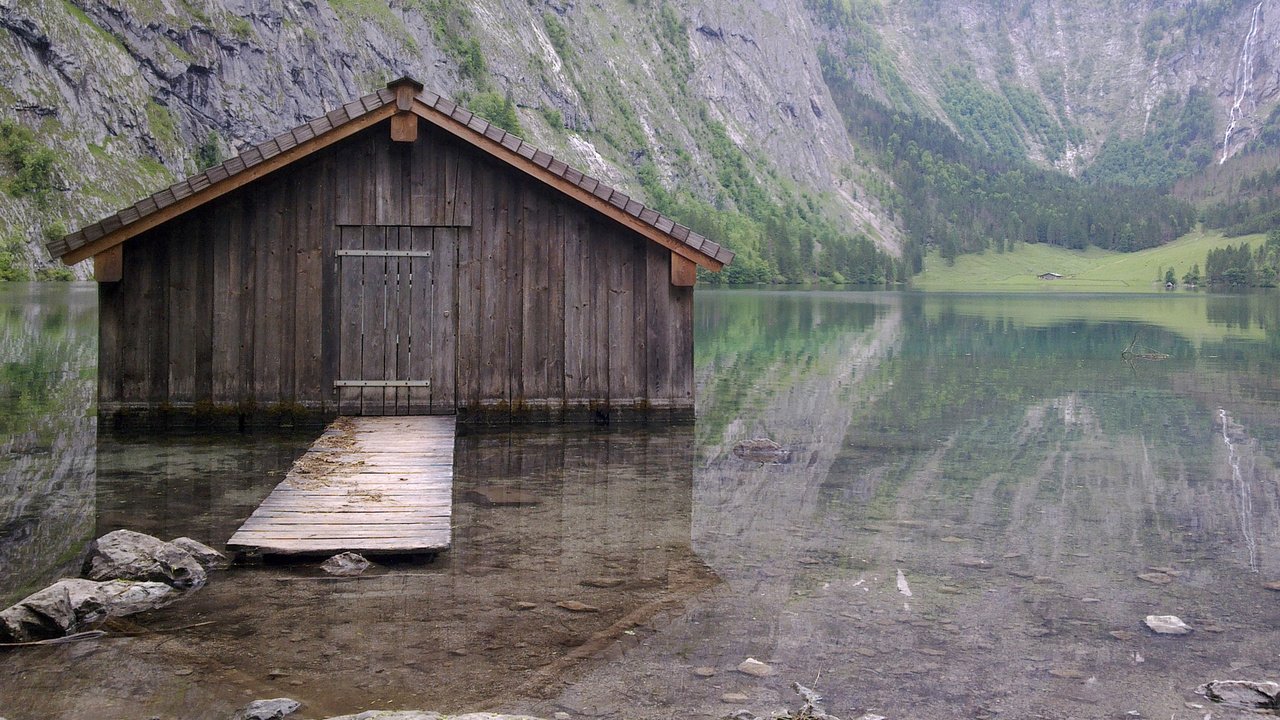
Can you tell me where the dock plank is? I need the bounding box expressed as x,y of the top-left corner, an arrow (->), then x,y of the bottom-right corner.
227,416 -> 455,556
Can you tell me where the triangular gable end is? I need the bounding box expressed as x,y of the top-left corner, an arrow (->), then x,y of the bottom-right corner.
49,77 -> 734,281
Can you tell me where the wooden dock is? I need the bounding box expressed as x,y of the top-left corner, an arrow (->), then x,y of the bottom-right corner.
227,416 -> 455,556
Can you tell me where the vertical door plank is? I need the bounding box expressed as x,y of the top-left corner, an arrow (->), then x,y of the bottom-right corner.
337,225 -> 363,415
360,226 -> 388,415
406,227 -> 432,414
384,227 -> 404,414
320,155 -> 340,412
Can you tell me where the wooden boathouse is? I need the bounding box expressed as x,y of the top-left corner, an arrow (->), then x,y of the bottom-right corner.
48,77 -> 733,425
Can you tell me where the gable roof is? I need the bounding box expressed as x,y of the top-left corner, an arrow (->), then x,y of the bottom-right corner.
48,77 -> 734,271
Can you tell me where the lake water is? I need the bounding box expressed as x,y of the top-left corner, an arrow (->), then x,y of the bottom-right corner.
2,283 -> 1279,720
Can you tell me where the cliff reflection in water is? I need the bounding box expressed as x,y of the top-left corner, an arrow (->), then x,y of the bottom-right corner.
539,291 -> 1280,720
3,287 -> 1280,720
0,283 -> 96,605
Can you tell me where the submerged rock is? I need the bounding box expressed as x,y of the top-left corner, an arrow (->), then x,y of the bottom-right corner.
234,698 -> 301,720
321,552 -> 372,577
170,537 -> 231,571
83,529 -> 207,590
732,438 -> 791,464
555,600 -> 599,613
737,657 -> 774,677
0,578 -> 178,642
1197,680 -> 1280,711
1144,614 -> 1191,635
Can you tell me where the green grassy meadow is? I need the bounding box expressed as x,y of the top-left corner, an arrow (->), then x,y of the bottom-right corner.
913,228 -> 1267,292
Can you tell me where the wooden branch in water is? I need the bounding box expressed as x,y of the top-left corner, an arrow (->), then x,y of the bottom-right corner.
1121,331 -> 1170,362
0,630 -> 107,649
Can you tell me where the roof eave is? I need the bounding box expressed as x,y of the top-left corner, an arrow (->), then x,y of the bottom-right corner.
55,103 -> 399,266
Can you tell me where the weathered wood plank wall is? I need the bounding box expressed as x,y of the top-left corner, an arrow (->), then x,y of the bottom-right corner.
98,119 -> 693,424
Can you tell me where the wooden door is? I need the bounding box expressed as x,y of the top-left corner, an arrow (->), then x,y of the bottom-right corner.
336,225 -> 458,415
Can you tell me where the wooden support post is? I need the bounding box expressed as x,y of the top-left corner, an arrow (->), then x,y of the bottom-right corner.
388,76 -> 425,144
94,245 -> 122,282
671,252 -> 696,287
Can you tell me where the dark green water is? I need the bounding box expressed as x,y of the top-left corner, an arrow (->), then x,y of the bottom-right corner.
2,284 -> 1278,720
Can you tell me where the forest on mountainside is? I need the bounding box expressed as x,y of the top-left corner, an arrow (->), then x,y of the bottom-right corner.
822,60 -> 1197,265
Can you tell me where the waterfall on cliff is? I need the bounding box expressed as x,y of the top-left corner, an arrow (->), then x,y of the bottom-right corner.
1221,1 -> 1265,164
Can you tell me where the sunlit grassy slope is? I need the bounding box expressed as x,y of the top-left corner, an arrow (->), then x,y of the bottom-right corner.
913,229 -> 1267,292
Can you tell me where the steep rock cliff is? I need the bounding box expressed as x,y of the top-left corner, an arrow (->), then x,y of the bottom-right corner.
1,0 -> 1279,276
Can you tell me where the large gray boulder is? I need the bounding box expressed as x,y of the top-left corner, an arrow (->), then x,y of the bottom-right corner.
0,579 -> 109,642
170,537 -> 230,571
0,578 -> 177,642
82,529 -> 207,590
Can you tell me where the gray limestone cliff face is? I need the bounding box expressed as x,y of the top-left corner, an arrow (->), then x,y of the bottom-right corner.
872,0 -> 1280,174
1,0 -> 1279,273
0,0 -> 889,273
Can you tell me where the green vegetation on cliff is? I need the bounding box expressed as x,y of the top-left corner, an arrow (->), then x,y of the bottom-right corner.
822,61 -> 1196,264
1084,89 -> 1217,189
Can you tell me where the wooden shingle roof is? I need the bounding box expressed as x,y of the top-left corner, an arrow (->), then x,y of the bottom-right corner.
50,78 -> 734,270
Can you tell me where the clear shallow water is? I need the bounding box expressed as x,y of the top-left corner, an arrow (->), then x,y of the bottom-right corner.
2,284 -> 1279,720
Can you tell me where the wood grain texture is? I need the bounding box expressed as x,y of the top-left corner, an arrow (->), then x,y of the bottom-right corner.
96,111 -> 697,421
226,415 -> 455,555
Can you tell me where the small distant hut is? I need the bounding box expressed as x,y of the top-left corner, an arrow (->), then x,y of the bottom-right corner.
1038,272 -> 1063,280
46,77 -> 733,425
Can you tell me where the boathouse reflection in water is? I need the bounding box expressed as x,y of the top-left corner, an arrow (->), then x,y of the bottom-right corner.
6,423 -> 718,718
